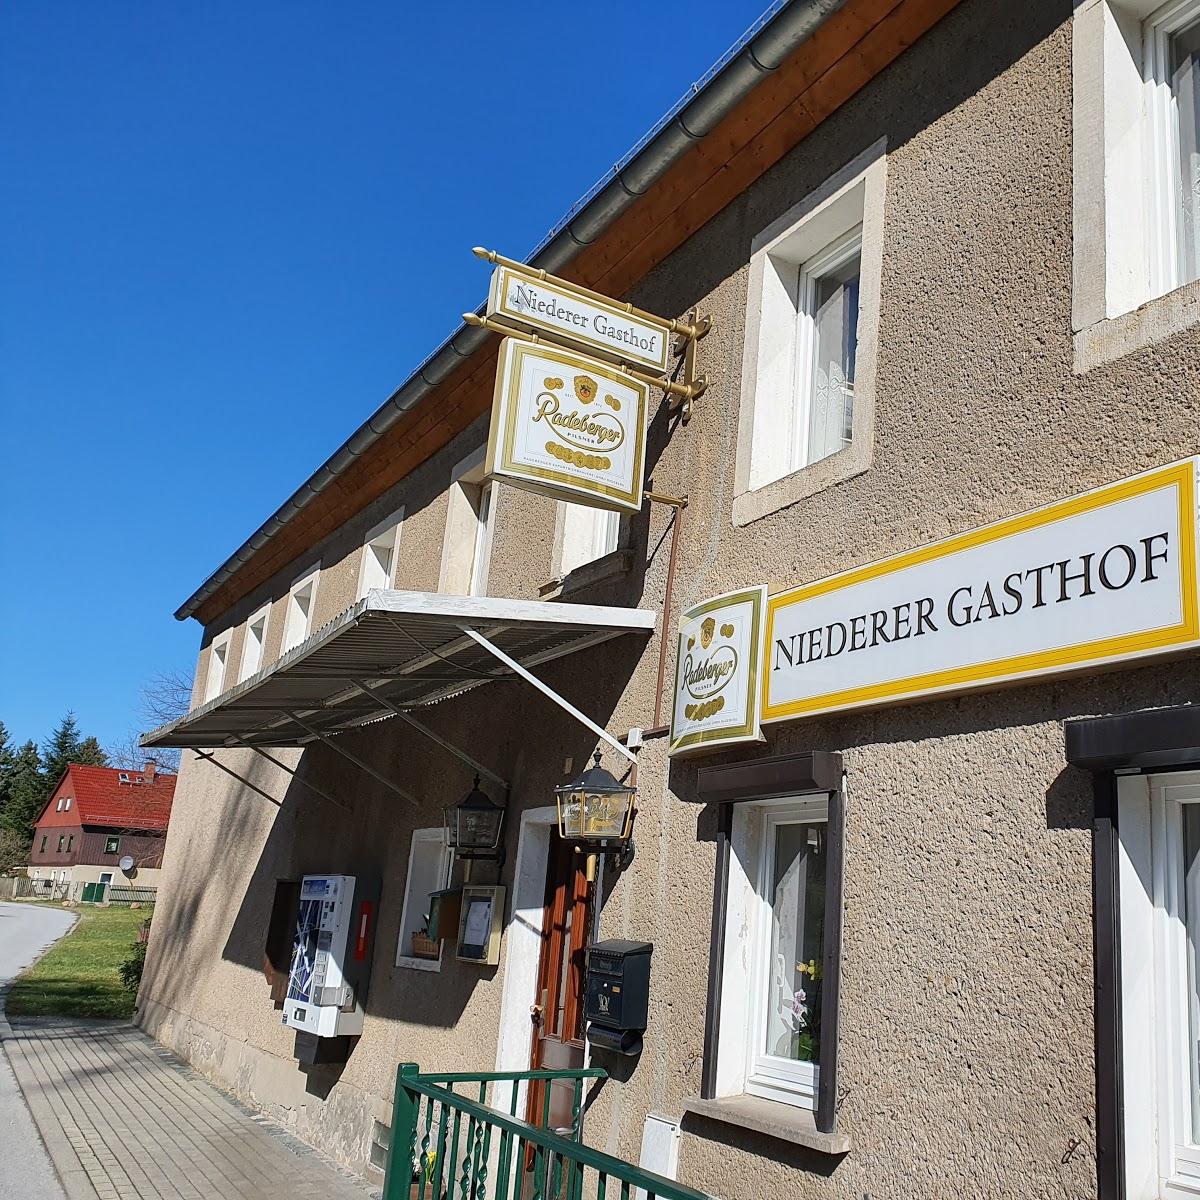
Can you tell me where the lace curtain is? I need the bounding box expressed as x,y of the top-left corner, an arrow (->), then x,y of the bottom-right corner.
1172,22 -> 1200,285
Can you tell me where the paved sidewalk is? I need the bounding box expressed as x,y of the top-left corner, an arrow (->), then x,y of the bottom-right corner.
0,901 -> 77,1200
4,1017 -> 378,1200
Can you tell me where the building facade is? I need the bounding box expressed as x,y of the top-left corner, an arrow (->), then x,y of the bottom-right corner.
140,2 -> 1200,1198
29,761 -> 175,890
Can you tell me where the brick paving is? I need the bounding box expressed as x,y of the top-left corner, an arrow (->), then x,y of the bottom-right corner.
3,1017 -> 378,1200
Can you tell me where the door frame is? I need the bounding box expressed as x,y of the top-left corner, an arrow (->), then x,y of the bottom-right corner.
493,805 -> 591,1121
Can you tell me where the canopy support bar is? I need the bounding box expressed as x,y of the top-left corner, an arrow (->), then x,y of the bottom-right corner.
240,743 -> 351,813
349,678 -> 510,790
289,713 -> 419,804
459,626 -> 636,765
192,751 -> 282,809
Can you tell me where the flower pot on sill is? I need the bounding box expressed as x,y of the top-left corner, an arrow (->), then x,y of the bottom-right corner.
410,932 -> 440,960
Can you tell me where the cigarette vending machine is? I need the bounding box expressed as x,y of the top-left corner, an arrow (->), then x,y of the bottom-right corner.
283,874 -> 374,1043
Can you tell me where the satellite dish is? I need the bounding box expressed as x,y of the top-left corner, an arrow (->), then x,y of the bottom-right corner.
119,855 -> 135,873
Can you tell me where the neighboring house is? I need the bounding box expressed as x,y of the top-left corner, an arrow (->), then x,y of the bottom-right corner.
137,3 -> 1200,1200
28,760 -> 176,891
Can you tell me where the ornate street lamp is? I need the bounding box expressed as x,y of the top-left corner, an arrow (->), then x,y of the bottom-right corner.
554,752 -> 637,879
444,776 -> 505,861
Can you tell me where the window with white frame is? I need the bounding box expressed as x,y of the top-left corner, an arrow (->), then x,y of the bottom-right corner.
395,827 -> 452,971
439,449 -> 498,597
281,569 -> 319,655
64,797 -> 70,811
556,501 -> 619,578
239,604 -> 270,682
203,631 -> 232,703
1118,768 -> 1200,1198
357,507 -> 405,599
1147,0 -> 1200,293
746,215 -> 862,491
1074,0 -> 1200,340
715,794 -> 830,1111
734,145 -> 884,525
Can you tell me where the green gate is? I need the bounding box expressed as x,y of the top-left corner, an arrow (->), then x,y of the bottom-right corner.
384,1063 -> 714,1200
80,882 -> 106,903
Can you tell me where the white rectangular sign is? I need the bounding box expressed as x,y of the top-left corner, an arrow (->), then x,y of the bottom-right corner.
485,337 -> 649,514
487,265 -> 671,372
763,460 -> 1199,723
670,586 -> 767,757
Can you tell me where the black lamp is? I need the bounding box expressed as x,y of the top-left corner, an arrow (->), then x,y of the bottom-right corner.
444,776 -> 505,860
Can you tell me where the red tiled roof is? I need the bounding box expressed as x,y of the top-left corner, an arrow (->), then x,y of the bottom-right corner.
54,764 -> 176,831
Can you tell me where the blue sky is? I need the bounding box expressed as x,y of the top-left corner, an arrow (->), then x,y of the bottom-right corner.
0,2 -> 764,752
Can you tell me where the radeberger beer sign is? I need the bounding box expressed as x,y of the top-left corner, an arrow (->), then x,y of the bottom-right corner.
762,459 -> 1199,722
669,586 -> 766,757
487,264 -> 671,372
485,337 -> 649,513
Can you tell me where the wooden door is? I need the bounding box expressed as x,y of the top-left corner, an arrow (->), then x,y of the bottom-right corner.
526,836 -> 590,1137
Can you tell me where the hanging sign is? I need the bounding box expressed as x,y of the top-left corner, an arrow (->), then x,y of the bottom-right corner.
763,459 -> 1199,723
486,337 -> 649,514
487,264 -> 672,372
669,585 -> 767,757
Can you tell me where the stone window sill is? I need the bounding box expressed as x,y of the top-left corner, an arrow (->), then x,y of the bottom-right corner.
1073,278 -> 1200,375
732,440 -> 871,528
681,1094 -> 851,1156
538,549 -> 633,600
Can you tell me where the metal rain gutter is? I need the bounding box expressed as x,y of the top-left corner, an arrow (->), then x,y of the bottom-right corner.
175,0 -> 847,623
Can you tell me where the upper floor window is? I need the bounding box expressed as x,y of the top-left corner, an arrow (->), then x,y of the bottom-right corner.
557,502 -> 619,578
239,603 -> 270,682
105,836 -> 120,854
39,835 -> 46,852
357,507 -> 405,599
203,630 -> 233,703
733,144 -> 885,526
64,797 -> 71,811
439,449 -> 497,597
281,569 -> 319,655
57,835 -> 65,852
1147,0 -> 1200,292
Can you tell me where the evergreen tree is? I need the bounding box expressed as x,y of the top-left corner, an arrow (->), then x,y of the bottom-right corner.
0,740 -> 48,844
0,720 -> 14,824
75,736 -> 108,767
41,712 -> 83,786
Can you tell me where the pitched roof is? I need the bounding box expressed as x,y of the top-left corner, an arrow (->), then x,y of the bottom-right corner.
50,764 -> 176,831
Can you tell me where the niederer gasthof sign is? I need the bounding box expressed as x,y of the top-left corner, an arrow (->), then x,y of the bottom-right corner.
487,263 -> 671,373
669,586 -> 766,757
485,336 -> 649,514
763,458 -> 1199,723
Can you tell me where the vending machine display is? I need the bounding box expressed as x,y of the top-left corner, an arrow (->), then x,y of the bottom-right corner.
283,874 -> 372,1041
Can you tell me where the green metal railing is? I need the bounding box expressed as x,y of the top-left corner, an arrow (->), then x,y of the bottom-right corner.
383,1064 -> 713,1200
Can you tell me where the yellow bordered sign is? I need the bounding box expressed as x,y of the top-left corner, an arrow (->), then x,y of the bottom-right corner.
485,337 -> 649,514
669,585 -> 767,757
487,264 -> 671,372
763,459 -> 1200,723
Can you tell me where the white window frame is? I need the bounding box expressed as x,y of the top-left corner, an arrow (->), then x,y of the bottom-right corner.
238,603 -> 271,682
64,797 -> 71,811
356,506 -> 405,600
1073,0 -> 1200,366
395,827 -> 452,973
715,793 -> 828,1112
203,630 -> 233,703
554,502 -> 620,580
438,448 -> 499,596
280,568 -> 320,655
1118,768 -> 1200,1199
733,141 -> 885,527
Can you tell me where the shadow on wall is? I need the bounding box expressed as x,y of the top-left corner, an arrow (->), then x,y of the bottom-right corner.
141,629 -> 649,1062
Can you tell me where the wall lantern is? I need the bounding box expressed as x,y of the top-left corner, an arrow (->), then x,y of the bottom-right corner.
444,776 -> 505,861
554,752 -> 637,878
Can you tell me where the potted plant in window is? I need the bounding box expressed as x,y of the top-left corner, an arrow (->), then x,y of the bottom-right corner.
410,910 -> 440,960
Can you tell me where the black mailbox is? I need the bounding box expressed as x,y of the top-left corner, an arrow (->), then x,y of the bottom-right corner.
585,939 -> 652,1056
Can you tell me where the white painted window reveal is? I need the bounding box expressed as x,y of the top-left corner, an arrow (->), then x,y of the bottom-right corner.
395,827 -> 452,972
281,569 -> 319,655
239,603 -> 271,682
357,507 -> 405,599
204,631 -> 232,703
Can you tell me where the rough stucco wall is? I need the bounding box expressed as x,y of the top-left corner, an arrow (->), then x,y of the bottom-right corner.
144,0 -> 1200,1195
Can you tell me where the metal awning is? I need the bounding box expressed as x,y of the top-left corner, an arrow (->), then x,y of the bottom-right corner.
143,591 -> 656,767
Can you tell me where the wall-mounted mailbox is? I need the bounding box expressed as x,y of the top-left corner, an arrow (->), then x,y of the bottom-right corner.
585,939 -> 652,1056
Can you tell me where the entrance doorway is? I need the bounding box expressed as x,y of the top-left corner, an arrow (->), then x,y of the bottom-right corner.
526,834 -> 591,1135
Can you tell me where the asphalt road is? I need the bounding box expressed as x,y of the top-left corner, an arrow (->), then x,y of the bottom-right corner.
0,900 -> 77,1200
